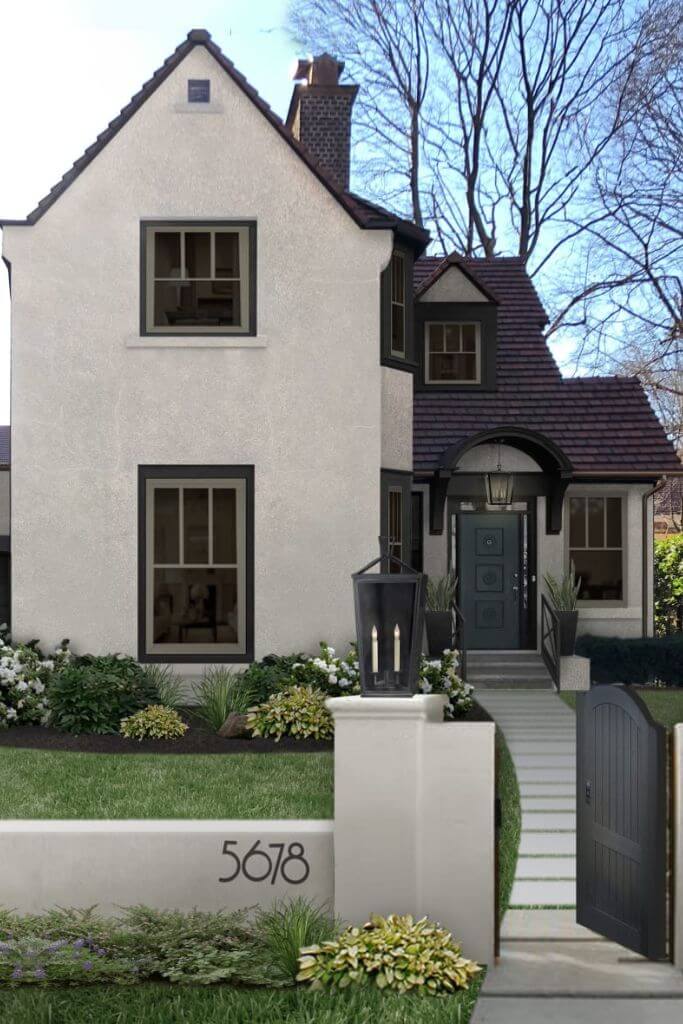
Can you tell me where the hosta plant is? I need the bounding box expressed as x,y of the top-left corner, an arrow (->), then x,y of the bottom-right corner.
419,649 -> 474,718
0,633 -> 72,728
247,686 -> 333,742
296,913 -> 481,996
120,705 -> 188,741
290,643 -> 360,696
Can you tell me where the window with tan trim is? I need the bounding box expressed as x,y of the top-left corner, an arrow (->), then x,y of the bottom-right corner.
425,322 -> 480,383
142,222 -> 255,334
568,495 -> 624,602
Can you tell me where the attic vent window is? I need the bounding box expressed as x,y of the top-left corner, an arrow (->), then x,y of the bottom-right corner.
188,79 -> 210,103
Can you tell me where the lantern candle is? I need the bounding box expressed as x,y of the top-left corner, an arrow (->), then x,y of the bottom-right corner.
394,624 -> 401,672
371,625 -> 379,674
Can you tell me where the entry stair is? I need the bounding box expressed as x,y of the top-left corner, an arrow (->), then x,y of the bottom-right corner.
466,650 -> 554,690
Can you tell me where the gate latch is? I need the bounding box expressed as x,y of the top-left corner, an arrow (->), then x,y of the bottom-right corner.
585,780 -> 592,804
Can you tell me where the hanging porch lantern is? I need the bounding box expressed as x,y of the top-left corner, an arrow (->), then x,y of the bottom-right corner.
485,440 -> 514,505
352,540 -> 426,697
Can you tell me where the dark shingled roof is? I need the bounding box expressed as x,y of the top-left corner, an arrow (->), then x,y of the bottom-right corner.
0,426 -> 9,468
0,30 -> 428,252
413,256 -> 682,476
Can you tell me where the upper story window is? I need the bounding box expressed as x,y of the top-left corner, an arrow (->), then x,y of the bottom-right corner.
425,322 -> 480,384
569,495 -> 623,602
141,221 -> 256,336
188,79 -> 210,103
390,251 -> 406,357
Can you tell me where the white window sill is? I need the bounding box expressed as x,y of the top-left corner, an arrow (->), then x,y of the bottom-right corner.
126,337 -> 267,349
173,102 -> 224,114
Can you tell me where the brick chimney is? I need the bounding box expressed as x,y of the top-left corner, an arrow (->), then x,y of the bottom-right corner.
286,54 -> 358,192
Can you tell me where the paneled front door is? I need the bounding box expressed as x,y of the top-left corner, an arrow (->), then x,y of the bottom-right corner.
458,513 -> 521,649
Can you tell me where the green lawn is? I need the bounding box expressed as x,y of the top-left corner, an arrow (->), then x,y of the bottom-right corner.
495,730 -> 521,919
0,981 -> 483,1024
0,749 -> 334,819
560,688 -> 683,729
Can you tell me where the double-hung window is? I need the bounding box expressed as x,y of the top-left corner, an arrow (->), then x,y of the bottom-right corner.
390,251 -> 406,357
568,495 -> 624,602
140,466 -> 254,661
142,221 -> 256,335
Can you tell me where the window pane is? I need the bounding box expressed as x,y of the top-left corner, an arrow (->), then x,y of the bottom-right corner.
455,353 -> 477,380
154,232 -> 180,278
213,488 -> 237,563
461,324 -> 477,351
156,281 -> 241,327
587,497 -> 604,548
569,497 -> 586,547
571,549 -> 623,601
185,232 -> 211,278
154,488 -> 179,563
392,303 -> 405,353
153,567 -> 238,645
154,282 -> 186,326
606,497 -> 622,546
215,233 -> 240,278
184,488 -> 209,563
428,323 -> 444,349
392,253 -> 404,304
444,324 -> 461,353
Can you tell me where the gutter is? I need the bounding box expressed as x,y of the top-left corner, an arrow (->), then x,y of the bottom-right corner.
643,476 -> 668,637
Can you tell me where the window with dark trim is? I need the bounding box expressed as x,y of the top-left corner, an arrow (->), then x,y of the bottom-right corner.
410,492 -> 424,571
139,466 -> 254,662
388,487 -> 403,572
569,495 -> 624,601
188,79 -> 210,103
425,322 -> 481,383
390,251 -> 406,357
141,221 -> 256,336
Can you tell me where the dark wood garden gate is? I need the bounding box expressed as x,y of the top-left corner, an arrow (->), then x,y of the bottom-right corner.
577,685 -> 668,959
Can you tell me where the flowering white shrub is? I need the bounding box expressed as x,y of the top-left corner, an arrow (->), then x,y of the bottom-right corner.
419,649 -> 474,718
0,628 -> 72,728
291,643 -> 361,696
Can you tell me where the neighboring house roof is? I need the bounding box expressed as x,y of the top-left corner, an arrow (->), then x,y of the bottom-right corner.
655,477 -> 683,515
0,30 -> 428,252
413,256 -> 682,476
0,426 -> 9,468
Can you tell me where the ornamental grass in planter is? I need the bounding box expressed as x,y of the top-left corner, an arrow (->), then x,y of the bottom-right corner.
543,565 -> 582,656
424,574 -> 457,657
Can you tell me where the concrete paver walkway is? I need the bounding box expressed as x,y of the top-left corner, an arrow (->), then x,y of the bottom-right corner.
472,689 -> 683,1023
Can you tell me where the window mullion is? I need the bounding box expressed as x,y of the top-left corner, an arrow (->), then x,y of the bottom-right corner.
178,485 -> 185,566
180,232 -> 185,280
210,229 -> 216,280
208,485 -> 214,566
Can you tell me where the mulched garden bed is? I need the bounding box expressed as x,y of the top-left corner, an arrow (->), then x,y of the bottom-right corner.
0,701 -> 490,755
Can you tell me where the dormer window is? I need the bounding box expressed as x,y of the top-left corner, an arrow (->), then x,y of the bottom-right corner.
188,79 -> 210,103
425,322 -> 480,384
390,251 -> 406,357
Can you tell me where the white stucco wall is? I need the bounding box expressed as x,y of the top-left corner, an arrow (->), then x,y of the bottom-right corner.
417,266 -> 489,303
381,366 -> 412,471
3,46 -> 393,664
0,472 -> 9,535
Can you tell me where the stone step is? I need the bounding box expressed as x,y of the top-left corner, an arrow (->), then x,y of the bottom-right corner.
510,879 -> 576,906
515,856 -> 576,879
521,796 -> 575,811
508,743 -> 575,755
514,755 -> 576,768
473,997 -> 683,1021
516,768 -> 576,783
522,811 -> 576,830
500,909 -> 600,941
519,831 -> 576,855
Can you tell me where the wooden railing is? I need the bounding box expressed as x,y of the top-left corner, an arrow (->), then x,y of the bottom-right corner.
541,594 -> 560,689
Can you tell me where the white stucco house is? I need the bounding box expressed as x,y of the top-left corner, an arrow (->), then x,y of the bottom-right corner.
1,30 -> 680,681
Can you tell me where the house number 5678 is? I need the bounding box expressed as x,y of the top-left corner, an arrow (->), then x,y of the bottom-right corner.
219,840 -> 310,885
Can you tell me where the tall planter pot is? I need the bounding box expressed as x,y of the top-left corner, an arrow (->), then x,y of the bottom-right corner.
425,611 -> 453,657
556,610 -> 579,656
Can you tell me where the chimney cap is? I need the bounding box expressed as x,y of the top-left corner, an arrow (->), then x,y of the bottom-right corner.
292,53 -> 345,86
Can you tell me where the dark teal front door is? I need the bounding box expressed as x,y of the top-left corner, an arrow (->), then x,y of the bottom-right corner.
458,514 -> 521,649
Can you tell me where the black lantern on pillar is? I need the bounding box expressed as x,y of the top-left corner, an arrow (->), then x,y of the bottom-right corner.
352,540 -> 426,697
484,440 -> 514,506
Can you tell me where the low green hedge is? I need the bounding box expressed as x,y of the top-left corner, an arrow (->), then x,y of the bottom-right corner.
576,634 -> 683,686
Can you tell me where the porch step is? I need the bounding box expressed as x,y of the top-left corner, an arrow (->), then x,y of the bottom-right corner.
465,651 -> 555,690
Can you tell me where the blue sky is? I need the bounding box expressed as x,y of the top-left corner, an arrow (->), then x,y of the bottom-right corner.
0,0 -> 297,422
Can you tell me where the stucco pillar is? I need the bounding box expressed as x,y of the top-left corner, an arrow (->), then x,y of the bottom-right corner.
328,695 -> 496,965
559,654 -> 591,691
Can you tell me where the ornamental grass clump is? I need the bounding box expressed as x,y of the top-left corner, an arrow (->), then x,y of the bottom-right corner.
296,913 -> 481,996
120,705 -> 188,741
247,686 -> 333,742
